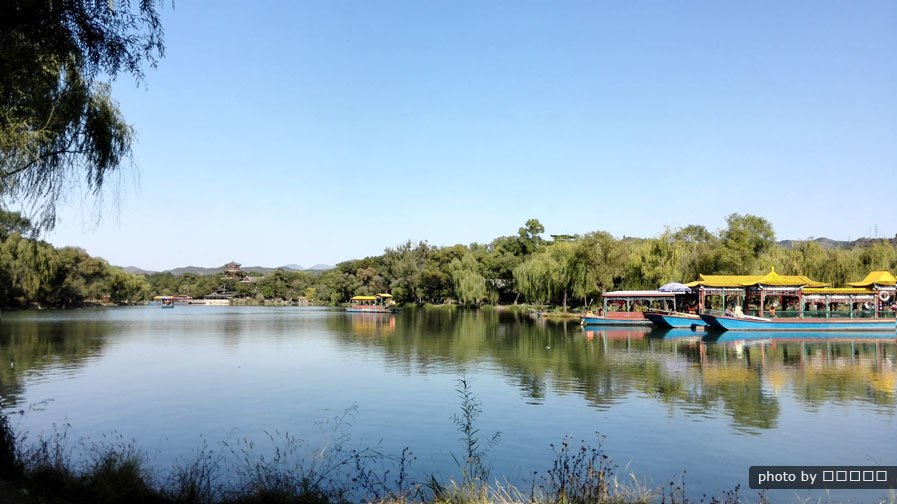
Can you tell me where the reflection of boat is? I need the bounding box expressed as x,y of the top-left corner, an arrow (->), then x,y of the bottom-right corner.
649,328 -> 703,341
707,330 -> 897,343
580,313 -> 653,326
699,313 -> 894,332
645,310 -> 705,329
154,296 -> 175,308
346,294 -> 400,313
350,314 -> 396,336
581,328 -> 651,341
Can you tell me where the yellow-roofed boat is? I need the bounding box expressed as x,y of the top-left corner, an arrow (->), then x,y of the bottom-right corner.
697,270 -> 896,331
346,293 -> 400,313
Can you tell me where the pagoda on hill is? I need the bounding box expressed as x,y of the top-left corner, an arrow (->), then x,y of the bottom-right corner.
224,261 -> 242,279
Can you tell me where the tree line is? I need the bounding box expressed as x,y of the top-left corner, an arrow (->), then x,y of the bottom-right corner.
0,211 -> 150,308
2,213 -> 896,310
309,215 -> 897,310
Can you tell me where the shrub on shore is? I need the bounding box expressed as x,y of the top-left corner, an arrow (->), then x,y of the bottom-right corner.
0,391 -> 893,504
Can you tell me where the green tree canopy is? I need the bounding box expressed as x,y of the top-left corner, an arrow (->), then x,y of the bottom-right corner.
717,213 -> 776,274
1,0 -> 165,229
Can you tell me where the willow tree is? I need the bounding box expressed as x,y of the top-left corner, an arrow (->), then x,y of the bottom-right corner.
571,231 -> 625,304
513,241 -> 578,311
819,248 -> 859,287
673,224 -> 719,281
626,231 -> 683,289
858,241 -> 897,273
513,254 -> 551,307
1,0 -> 166,229
450,253 -> 488,306
762,240 -> 828,279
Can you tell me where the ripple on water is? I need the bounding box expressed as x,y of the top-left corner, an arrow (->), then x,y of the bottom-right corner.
0,308 -> 894,502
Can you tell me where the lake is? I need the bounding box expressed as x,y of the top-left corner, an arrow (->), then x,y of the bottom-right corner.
0,306 -> 895,502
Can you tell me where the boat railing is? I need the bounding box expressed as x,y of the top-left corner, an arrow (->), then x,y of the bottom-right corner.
736,309 -> 897,319
646,308 -> 688,315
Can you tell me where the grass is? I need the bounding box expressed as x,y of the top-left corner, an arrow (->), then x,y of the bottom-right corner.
0,385 -> 894,504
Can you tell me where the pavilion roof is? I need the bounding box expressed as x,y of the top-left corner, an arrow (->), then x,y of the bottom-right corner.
846,270 -> 896,287
802,287 -> 874,295
686,268 -> 828,288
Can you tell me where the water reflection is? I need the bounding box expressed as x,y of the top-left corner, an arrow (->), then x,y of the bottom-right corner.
328,310 -> 896,431
0,307 -> 893,435
0,316 -> 109,407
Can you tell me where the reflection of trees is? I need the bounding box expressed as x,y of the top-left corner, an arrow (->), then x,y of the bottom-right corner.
770,341 -> 896,408
330,310 -> 896,431
699,365 -> 779,432
0,318 -> 108,407
723,341 -> 897,409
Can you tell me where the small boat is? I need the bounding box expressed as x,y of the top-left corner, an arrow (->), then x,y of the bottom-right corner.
581,289 -> 683,327
346,293 -> 400,313
644,310 -> 706,329
580,312 -> 654,326
699,313 -> 894,331
155,296 -> 175,309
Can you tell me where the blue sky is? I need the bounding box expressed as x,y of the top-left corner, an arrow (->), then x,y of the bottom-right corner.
44,1 -> 897,271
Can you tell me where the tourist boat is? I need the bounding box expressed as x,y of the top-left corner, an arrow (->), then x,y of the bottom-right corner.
584,282 -> 701,327
581,290 -> 680,326
698,270 -> 897,332
644,310 -> 705,329
155,295 -> 175,308
346,293 -> 400,313
699,313 -> 895,331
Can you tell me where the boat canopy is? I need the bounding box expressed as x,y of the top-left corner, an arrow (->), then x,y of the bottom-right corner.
686,268 -> 828,288
657,282 -> 692,293
847,271 -> 897,287
802,287 -> 875,295
603,290 -> 677,299
153,296 -> 175,301
350,293 -> 393,301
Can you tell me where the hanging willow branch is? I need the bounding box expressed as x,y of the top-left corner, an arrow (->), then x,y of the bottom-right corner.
0,0 -> 166,230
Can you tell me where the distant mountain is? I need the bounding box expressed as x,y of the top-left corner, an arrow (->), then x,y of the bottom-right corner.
778,236 -> 897,250
166,266 -> 221,276
121,263 -> 334,276
777,237 -> 852,250
123,266 -> 158,275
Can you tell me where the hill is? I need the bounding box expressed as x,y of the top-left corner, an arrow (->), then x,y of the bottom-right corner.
121,263 -> 332,276
778,235 -> 897,250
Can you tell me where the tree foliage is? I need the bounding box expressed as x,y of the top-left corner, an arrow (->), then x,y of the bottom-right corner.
3,215 -> 896,311
0,210 -> 150,307
451,253 -> 489,306
1,0 -> 166,229
717,213 -> 776,274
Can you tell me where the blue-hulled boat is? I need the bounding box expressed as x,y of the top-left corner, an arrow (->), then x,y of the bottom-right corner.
644,310 -> 705,329
699,313 -> 895,332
